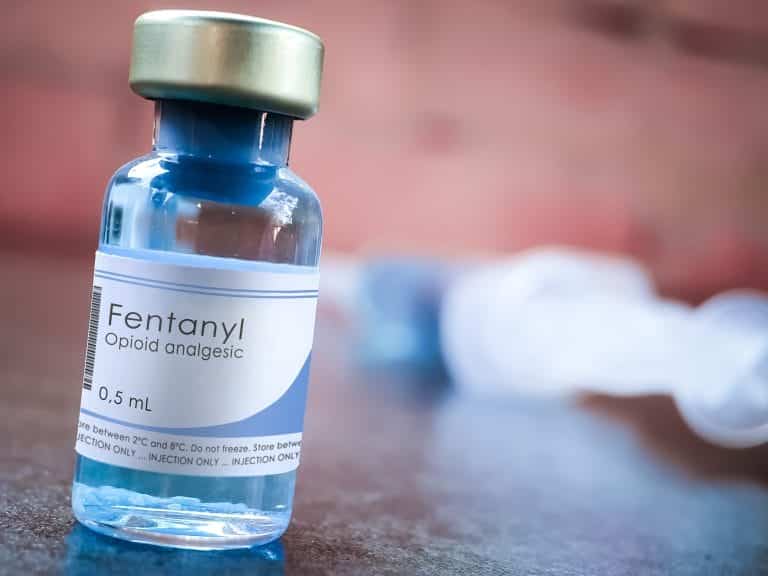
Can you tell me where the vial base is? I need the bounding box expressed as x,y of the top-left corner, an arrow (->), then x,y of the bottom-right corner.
72,455 -> 293,550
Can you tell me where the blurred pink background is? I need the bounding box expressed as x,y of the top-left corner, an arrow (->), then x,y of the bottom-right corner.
3,0 -> 768,301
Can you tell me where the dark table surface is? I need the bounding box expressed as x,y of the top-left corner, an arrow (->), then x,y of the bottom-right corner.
2,252 -> 768,575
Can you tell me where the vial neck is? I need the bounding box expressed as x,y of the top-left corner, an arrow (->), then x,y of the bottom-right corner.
153,100 -> 293,166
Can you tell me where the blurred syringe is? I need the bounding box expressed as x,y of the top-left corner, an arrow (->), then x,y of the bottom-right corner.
440,249 -> 768,448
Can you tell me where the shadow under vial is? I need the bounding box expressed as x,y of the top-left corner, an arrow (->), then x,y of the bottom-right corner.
64,524 -> 285,576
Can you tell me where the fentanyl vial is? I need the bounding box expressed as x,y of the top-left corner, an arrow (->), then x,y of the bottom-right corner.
71,10 -> 324,549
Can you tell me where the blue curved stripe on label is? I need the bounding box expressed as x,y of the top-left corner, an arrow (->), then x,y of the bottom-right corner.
81,354 -> 312,437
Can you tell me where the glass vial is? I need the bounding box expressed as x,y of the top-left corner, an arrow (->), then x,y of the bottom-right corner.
71,10 -> 324,550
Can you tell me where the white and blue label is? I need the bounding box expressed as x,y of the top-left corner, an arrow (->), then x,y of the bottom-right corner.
75,250 -> 319,477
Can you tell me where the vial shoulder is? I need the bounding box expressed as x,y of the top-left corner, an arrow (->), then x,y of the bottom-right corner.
100,153 -> 322,265
104,153 -> 320,215
106,152 -> 165,188
271,166 -> 323,220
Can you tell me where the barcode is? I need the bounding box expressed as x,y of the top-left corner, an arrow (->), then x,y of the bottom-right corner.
82,285 -> 102,391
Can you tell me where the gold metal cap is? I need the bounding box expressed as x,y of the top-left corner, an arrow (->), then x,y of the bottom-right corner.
129,10 -> 324,119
